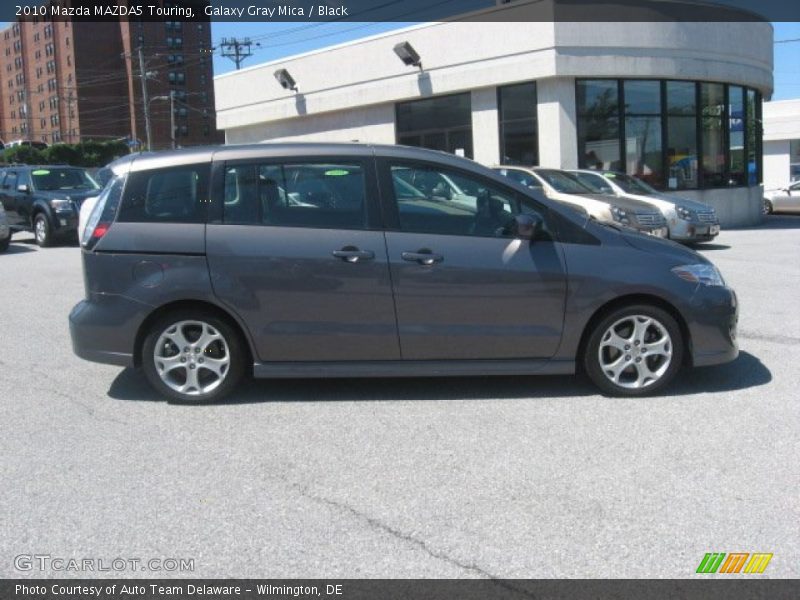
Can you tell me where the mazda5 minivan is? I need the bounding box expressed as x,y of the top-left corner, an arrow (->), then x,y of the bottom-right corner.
70,144 -> 738,402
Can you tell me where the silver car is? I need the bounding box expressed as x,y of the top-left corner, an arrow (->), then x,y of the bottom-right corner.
763,181 -> 800,214
569,170 -> 720,244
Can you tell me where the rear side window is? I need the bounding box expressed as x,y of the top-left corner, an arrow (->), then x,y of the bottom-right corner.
223,162 -> 368,230
117,164 -> 208,223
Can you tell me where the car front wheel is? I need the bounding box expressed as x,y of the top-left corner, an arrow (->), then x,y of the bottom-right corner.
142,311 -> 247,403
34,213 -> 53,247
584,305 -> 684,397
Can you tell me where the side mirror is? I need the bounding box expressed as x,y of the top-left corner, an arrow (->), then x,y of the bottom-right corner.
17,184 -> 29,193
511,213 -> 542,241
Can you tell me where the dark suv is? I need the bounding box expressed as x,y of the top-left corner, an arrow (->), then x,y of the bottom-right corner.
0,165 -> 101,246
70,144 -> 738,402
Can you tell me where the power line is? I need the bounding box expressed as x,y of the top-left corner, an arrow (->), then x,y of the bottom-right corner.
219,37 -> 260,70
775,38 -> 800,44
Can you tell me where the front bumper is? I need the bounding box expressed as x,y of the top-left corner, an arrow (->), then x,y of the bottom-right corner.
51,210 -> 79,235
687,285 -> 739,367
669,219 -> 720,242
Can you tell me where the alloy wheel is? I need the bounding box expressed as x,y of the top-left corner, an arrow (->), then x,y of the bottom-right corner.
597,315 -> 673,390
153,320 -> 231,397
35,217 -> 47,244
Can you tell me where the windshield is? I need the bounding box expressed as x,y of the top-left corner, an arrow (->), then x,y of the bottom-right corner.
535,169 -> 594,195
604,173 -> 656,195
572,172 -> 614,194
30,168 -> 101,192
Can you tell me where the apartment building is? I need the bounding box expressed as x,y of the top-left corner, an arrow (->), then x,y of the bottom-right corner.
0,9 -> 222,149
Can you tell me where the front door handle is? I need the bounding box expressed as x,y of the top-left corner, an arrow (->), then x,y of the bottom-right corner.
401,250 -> 443,266
332,246 -> 375,263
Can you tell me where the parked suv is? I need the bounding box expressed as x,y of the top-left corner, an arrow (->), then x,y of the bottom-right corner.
569,170 -> 720,243
494,166 -> 668,238
0,165 -> 101,246
70,144 -> 738,402
0,201 -> 10,252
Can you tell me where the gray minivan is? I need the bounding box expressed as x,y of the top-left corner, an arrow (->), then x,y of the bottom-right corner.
70,143 -> 738,402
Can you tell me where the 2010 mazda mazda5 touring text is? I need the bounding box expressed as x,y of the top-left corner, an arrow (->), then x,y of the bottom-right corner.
69,143 -> 738,402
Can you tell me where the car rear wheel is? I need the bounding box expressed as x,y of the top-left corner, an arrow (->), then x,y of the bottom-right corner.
142,311 -> 246,403
763,198 -> 773,215
34,213 -> 53,247
0,235 -> 9,252
584,305 -> 684,397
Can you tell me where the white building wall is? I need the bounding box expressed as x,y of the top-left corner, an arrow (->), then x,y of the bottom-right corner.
471,87 -> 500,166
537,77 -> 578,169
224,103 -> 396,145
763,100 -> 800,189
763,140 -> 790,191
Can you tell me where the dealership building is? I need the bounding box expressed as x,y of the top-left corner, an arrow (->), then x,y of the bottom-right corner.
214,2 -> 773,227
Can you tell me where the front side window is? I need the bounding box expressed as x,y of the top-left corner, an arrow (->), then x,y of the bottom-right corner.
389,163 -> 546,239
223,162 -> 368,230
118,165 -> 208,223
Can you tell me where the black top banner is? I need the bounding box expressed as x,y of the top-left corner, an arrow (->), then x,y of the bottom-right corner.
5,0 -> 800,23
2,579 -> 800,600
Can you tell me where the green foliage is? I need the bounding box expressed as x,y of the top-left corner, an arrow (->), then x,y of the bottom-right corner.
2,140 -> 130,167
2,145 -> 45,165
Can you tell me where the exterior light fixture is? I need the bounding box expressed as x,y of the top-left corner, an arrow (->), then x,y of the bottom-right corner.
393,41 -> 422,70
274,69 -> 298,92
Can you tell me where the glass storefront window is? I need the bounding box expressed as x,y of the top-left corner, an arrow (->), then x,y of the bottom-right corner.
396,93 -> 473,158
665,81 -> 698,190
746,89 -> 761,185
498,82 -> 538,165
728,86 -> 745,186
701,83 -> 726,187
624,80 -> 663,188
577,78 -> 762,191
577,80 -> 621,170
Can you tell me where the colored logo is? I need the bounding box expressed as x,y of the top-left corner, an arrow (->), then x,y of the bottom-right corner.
696,553 -> 773,574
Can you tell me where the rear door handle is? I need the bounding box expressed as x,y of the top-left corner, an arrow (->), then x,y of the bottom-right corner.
332,247 -> 375,263
401,250 -> 443,266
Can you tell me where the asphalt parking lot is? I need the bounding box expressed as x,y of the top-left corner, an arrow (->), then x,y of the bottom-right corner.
0,217 -> 798,579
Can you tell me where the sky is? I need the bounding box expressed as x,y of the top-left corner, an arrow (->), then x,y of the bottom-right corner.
211,20 -> 800,102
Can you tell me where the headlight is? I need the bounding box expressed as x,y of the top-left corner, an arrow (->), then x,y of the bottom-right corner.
671,264 -> 725,287
610,205 -> 630,225
50,198 -> 72,210
676,205 -> 693,220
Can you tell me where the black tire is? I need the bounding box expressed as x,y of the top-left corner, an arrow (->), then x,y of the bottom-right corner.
762,198 -> 773,215
141,310 -> 247,403
0,235 -> 9,252
33,213 -> 53,247
583,304 -> 684,397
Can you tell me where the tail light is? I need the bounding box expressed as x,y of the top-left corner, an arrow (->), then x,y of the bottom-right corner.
82,175 -> 125,250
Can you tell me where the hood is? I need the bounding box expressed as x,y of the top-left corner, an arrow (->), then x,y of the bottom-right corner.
601,194 -> 663,213
648,192 -> 715,213
36,189 -> 101,206
618,227 -> 707,265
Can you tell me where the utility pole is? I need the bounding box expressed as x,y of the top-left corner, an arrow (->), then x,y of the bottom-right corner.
219,37 -> 259,70
137,45 -> 153,151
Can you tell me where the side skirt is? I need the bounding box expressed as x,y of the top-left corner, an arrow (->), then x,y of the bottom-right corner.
253,359 -> 575,379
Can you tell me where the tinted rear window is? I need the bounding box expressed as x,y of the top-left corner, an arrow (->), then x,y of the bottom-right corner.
117,164 -> 208,223
223,162 -> 368,230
